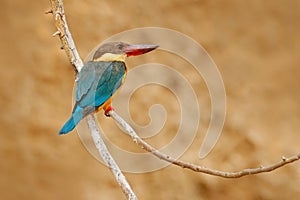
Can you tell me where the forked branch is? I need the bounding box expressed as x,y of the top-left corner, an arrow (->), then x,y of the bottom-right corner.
49,0 -> 300,199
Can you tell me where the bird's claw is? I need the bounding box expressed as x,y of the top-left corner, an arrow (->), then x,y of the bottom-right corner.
104,106 -> 114,117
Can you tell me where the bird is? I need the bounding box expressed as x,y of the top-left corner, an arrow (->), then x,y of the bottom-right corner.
59,42 -> 159,134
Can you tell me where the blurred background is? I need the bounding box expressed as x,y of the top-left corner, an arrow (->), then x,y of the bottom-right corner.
1,0 -> 300,199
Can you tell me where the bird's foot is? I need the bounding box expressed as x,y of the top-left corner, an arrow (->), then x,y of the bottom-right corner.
104,106 -> 114,117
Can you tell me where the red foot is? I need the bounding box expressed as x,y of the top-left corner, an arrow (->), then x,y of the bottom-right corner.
104,106 -> 114,117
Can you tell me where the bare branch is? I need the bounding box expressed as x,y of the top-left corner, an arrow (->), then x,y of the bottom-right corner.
109,110 -> 300,178
49,0 -> 83,73
48,0 -> 137,199
87,115 -> 137,199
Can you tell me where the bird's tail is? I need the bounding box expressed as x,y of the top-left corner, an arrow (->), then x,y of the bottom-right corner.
59,107 -> 83,135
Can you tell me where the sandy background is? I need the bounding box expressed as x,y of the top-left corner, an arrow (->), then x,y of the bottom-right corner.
1,0 -> 300,199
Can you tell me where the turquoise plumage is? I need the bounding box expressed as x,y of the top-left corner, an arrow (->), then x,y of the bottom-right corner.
59,61 -> 126,134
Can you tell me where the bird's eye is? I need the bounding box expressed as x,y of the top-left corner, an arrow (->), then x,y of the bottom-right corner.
118,44 -> 123,49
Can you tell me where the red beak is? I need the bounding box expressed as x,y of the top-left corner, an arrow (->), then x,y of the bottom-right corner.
123,44 -> 159,57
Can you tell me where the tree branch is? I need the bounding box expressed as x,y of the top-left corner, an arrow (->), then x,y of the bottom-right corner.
109,110 -> 300,178
86,115 -> 137,199
48,1 -> 137,199
49,0 -> 83,74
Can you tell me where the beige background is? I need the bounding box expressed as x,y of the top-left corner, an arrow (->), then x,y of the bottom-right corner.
1,0 -> 300,199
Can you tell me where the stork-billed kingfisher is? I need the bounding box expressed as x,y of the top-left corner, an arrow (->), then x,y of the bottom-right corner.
59,42 -> 158,134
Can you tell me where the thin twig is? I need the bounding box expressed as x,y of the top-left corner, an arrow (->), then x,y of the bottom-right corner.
49,0 -> 137,199
109,110 -> 300,178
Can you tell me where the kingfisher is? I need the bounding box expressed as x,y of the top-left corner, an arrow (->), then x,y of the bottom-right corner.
59,42 -> 158,134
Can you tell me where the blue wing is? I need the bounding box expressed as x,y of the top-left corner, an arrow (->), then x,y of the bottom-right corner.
75,61 -> 126,115
59,61 -> 126,134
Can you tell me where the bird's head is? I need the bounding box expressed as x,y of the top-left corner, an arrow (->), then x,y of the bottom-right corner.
92,42 -> 159,62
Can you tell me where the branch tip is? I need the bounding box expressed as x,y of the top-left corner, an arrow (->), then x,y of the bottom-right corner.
45,9 -> 53,14
52,30 -> 61,37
